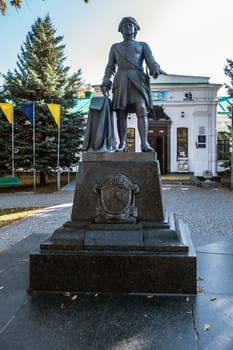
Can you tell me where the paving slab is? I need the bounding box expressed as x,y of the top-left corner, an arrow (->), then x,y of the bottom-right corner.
0,234 -> 50,331
0,186 -> 233,349
1,233 -> 233,349
0,234 -> 198,350
194,239 -> 233,350
0,293 -> 198,350
194,293 -> 233,350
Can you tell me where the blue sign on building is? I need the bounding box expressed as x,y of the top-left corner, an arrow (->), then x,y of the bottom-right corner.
151,91 -> 166,101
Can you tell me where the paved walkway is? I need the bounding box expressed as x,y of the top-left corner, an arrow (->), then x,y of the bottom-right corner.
0,183 -> 233,349
162,184 -> 233,247
1,183 -> 232,250
0,190 -> 74,251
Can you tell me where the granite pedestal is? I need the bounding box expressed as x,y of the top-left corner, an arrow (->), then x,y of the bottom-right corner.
29,153 -> 196,294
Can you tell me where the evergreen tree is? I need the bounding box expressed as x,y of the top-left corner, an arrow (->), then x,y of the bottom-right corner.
1,14 -> 85,184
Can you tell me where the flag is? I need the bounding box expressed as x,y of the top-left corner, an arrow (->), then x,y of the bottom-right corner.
0,102 -> 13,124
47,104 -> 60,128
20,103 -> 34,127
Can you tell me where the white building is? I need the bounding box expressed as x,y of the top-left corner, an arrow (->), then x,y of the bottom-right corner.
93,74 -> 221,176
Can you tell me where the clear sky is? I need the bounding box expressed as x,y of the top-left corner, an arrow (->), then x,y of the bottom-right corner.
1,0 -> 233,95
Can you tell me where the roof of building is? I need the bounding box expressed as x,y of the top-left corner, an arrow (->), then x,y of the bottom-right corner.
69,98 -> 91,115
150,74 -> 211,85
217,96 -> 232,115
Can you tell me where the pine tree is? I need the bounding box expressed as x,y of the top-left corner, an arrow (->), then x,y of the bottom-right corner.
1,14 -> 85,184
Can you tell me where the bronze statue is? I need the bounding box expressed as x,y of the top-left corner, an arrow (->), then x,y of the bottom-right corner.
101,17 -> 166,152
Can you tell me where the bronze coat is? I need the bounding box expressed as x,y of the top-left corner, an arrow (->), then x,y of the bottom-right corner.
102,40 -> 161,112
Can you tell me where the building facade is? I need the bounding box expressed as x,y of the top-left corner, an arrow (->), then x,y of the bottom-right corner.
91,74 -> 221,176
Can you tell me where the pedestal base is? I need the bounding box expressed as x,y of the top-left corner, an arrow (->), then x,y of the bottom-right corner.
29,216 -> 196,294
30,252 -> 196,295
29,153 -> 196,294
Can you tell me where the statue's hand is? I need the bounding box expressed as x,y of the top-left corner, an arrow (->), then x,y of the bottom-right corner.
101,81 -> 112,96
101,85 -> 109,96
159,69 -> 167,75
152,69 -> 167,80
152,71 -> 159,79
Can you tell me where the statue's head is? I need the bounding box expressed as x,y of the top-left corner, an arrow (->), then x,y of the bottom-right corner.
118,17 -> 140,38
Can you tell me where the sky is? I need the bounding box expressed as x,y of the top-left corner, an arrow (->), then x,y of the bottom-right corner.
1,0 -> 233,95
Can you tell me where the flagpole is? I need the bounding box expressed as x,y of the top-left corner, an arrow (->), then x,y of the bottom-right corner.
47,103 -> 61,191
33,104 -> 36,193
57,124 -> 60,191
12,108 -> 14,177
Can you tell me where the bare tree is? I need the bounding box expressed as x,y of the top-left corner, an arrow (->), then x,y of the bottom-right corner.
0,0 -> 90,15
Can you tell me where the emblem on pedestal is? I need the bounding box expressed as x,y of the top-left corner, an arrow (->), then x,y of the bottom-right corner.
94,174 -> 139,223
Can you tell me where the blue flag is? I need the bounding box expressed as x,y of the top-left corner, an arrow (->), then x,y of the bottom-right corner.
20,103 -> 34,127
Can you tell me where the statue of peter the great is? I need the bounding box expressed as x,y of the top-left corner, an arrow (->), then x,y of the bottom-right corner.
101,17 -> 166,152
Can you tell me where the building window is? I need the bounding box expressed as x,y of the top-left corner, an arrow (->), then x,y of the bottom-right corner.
177,127 -> 188,158
126,128 -> 135,152
217,132 -> 230,160
197,135 -> 206,148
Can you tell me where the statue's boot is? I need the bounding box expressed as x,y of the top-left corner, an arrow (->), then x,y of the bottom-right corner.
116,114 -> 127,152
138,116 -> 154,152
116,146 -> 126,152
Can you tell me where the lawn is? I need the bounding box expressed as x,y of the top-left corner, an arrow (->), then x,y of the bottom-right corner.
0,173 -> 76,228
0,207 -> 44,228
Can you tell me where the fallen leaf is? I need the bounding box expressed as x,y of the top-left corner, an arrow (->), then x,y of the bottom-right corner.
94,293 -> 98,297
0,286 -> 4,290
71,295 -> 78,301
147,295 -> 154,299
203,323 -> 210,331
144,314 -> 148,318
210,296 -> 216,301
197,276 -> 204,281
197,286 -> 205,293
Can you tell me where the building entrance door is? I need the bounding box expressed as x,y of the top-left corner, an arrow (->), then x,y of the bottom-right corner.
148,124 -> 170,174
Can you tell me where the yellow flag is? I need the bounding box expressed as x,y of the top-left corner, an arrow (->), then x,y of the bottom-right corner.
0,102 -> 13,124
47,103 -> 60,128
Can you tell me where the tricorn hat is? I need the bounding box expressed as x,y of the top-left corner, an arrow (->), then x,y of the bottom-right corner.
118,17 -> 140,32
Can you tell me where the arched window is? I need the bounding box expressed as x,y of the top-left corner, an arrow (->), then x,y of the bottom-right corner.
177,127 -> 188,159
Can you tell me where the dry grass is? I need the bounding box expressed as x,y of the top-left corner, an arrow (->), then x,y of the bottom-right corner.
0,173 -> 76,228
161,175 -> 190,181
